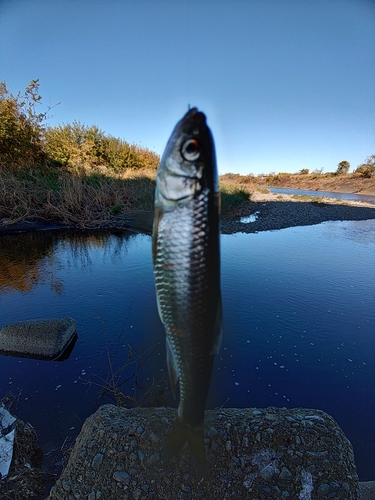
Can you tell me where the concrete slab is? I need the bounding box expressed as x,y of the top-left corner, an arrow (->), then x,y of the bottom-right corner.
0,318 -> 76,361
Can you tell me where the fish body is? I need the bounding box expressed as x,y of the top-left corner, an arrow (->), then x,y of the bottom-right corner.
152,108 -> 222,470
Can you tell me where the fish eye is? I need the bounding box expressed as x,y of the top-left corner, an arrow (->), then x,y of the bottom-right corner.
181,139 -> 200,161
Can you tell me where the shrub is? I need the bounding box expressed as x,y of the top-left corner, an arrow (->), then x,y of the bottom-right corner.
336,160 -> 350,175
354,155 -> 375,178
0,80 -> 50,169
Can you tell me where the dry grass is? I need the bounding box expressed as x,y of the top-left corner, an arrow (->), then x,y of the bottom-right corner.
0,168 -> 156,227
0,167 -> 264,227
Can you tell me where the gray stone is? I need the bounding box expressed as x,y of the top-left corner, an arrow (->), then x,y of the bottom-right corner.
113,471 -> 131,485
91,453 -> 104,470
279,467 -> 293,479
0,317 -> 76,360
62,479 -> 71,491
317,483 -> 330,496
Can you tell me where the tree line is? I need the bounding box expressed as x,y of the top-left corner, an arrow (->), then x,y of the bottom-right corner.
298,158 -> 374,178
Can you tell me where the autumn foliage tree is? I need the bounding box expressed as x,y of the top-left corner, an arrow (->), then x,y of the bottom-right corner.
0,79 -> 50,169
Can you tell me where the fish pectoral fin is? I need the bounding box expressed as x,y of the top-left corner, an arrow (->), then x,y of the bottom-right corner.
166,337 -> 179,399
165,418 -> 205,477
211,293 -> 223,355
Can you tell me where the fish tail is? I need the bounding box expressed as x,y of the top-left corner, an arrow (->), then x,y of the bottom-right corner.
165,417 -> 205,475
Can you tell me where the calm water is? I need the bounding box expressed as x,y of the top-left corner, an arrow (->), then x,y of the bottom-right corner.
1,221 -> 374,480
268,186 -> 375,205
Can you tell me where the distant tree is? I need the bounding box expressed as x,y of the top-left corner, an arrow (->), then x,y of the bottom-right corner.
336,160 -> 350,175
299,168 -> 309,175
354,155 -> 375,178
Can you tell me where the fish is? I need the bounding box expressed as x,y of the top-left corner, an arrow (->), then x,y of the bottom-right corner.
152,107 -> 222,472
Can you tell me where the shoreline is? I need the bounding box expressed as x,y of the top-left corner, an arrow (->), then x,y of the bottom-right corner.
1,198 -> 375,236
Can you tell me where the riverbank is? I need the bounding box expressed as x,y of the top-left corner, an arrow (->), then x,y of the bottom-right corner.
1,196 -> 375,236
253,173 -> 375,195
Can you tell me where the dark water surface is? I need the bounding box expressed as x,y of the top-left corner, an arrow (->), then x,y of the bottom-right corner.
268,186 -> 375,205
1,221 -> 374,480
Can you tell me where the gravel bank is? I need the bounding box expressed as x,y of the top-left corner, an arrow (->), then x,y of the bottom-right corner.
221,200 -> 375,234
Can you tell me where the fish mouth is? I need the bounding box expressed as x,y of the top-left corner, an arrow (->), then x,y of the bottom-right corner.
181,107 -> 207,126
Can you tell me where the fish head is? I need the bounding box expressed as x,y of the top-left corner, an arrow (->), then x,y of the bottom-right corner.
156,108 -> 218,205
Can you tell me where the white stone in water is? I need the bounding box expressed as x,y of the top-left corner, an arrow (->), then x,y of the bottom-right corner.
240,211 -> 260,224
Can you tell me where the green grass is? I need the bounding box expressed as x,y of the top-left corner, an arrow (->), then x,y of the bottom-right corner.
220,182 -> 252,216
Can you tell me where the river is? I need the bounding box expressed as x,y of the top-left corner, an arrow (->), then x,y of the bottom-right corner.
1,220 -> 374,480
268,186 -> 375,205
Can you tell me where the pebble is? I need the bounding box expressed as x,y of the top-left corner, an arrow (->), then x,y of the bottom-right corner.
91,453 -> 104,470
260,465 -> 276,481
113,471 -> 131,485
133,488 -> 143,499
280,467 -> 293,479
62,479 -> 71,491
147,452 -> 160,465
306,450 -> 328,458
149,432 -> 160,443
317,483 -> 330,496
208,426 -> 218,438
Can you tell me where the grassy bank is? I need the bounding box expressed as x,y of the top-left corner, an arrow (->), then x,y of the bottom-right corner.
0,167 -> 255,228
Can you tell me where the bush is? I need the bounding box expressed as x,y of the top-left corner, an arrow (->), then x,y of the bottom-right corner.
44,122 -> 159,174
0,80 -> 48,169
354,164 -> 374,178
354,155 -> 375,178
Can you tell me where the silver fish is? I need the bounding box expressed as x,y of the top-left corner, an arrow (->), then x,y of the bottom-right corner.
152,108 -> 222,471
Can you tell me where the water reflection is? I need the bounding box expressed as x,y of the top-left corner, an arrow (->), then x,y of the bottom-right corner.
0,230 -> 137,295
0,231 -> 61,294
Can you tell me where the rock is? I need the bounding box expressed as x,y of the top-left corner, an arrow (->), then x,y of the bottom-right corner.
113,471 -> 131,485
359,481 -> 375,500
0,317 -> 76,360
0,412 -> 44,499
47,405 -> 360,499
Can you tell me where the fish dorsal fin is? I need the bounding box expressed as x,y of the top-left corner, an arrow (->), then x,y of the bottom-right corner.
166,336 -> 179,399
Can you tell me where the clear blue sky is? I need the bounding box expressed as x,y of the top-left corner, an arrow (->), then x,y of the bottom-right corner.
1,0 -> 374,175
